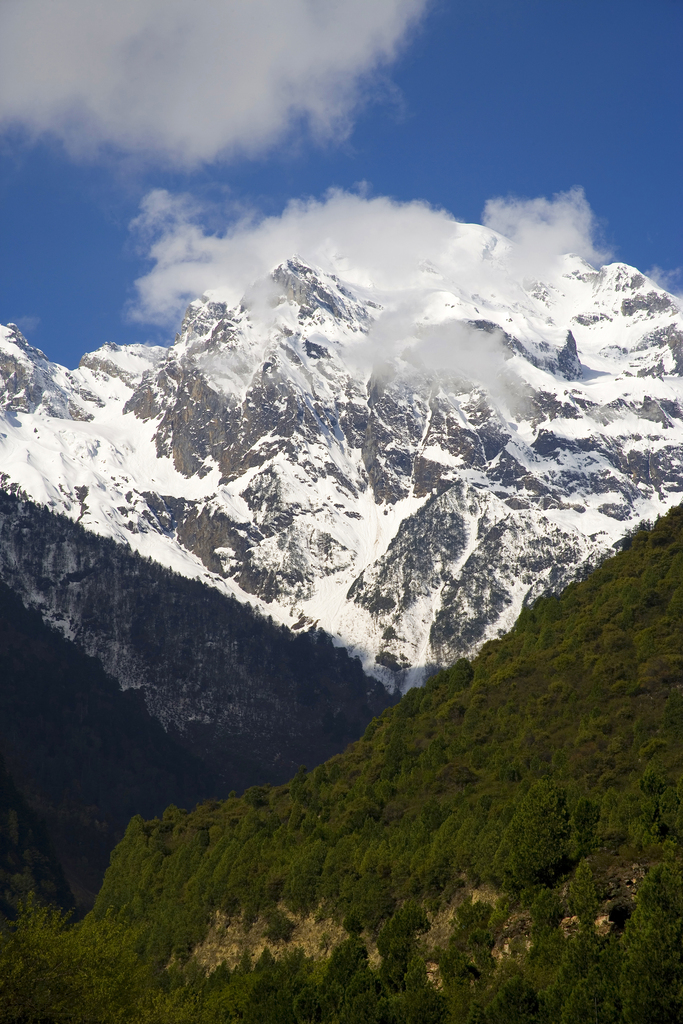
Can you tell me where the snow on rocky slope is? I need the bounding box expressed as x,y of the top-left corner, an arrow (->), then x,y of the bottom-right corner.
2,221 -> 683,688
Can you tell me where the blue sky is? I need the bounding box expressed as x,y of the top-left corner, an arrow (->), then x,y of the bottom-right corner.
0,0 -> 681,369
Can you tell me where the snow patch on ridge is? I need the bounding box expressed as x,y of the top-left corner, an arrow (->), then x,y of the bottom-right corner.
2,238 -> 683,696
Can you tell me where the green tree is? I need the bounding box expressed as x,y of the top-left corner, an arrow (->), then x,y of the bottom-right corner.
319,935 -> 383,1024
568,861 -> 599,931
528,887 -> 565,982
401,957 -> 446,1024
293,984 -> 323,1024
377,901 -> 430,992
487,975 -> 539,1024
553,931 -> 622,1024
621,860 -> 683,1023
637,764 -> 668,842
448,897 -> 495,975
570,797 -> 601,859
448,659 -> 475,692
504,780 -> 571,888
0,897 -> 154,1023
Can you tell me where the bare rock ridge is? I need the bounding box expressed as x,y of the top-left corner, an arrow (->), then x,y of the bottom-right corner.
2,227 -> 683,695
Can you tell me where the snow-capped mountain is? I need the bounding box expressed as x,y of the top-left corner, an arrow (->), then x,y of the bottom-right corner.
2,221 -> 683,687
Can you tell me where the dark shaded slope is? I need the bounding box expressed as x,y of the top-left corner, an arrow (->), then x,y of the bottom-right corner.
0,491 -> 393,794
0,579 -> 214,907
95,506 -> 683,960
0,752 -> 73,919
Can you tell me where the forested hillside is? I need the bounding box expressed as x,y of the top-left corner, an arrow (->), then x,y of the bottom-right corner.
5,507 -> 683,1021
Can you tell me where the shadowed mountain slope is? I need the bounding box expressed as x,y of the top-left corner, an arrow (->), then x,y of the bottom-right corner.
0,751 -> 73,920
0,492 -> 392,796
0,577 -> 214,907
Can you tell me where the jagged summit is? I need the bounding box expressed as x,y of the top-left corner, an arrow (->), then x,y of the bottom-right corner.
1,245 -> 683,694
270,256 -> 373,329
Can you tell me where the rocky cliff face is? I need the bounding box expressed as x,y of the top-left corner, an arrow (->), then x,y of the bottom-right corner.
1,227 -> 683,690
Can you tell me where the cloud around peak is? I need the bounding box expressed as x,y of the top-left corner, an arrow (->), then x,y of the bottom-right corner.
482,187 -> 612,274
0,0 -> 427,166
129,187 -> 612,327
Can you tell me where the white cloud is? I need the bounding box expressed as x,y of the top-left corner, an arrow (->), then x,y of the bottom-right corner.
126,185 -> 623,414
14,315 -> 41,337
130,187 -> 462,323
646,265 -> 683,302
482,186 -> 612,277
130,187 -> 614,329
389,318 -> 512,396
0,0 -> 427,166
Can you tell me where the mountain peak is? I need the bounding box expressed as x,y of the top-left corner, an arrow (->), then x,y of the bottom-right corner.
2,243 -> 683,688
269,257 -> 371,331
